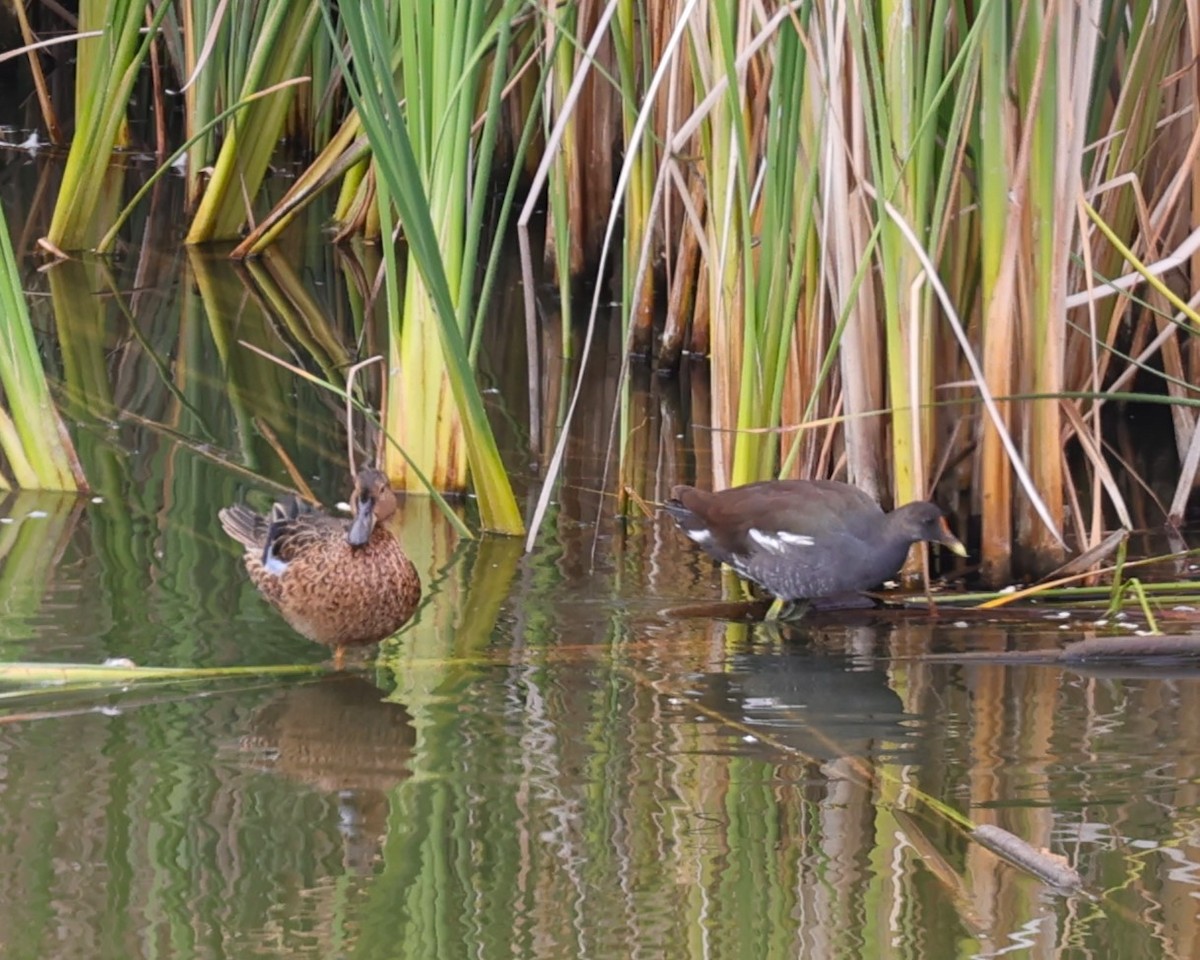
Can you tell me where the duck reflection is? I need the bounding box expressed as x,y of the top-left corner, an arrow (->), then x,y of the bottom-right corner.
241,675 -> 415,871
695,649 -> 917,762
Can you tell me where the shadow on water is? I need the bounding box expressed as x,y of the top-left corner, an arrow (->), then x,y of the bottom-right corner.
1,165 -> 1200,959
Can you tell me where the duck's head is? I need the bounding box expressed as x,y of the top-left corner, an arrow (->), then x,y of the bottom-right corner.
347,468 -> 398,547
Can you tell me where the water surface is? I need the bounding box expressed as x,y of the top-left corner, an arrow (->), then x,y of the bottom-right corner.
0,163 -> 1198,960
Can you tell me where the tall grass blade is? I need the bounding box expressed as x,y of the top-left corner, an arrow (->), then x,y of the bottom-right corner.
332,1 -> 522,535
0,210 -> 84,491
186,2 -> 321,242
46,0 -> 171,250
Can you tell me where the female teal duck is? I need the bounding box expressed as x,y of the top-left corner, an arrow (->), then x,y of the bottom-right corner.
219,469 -> 421,665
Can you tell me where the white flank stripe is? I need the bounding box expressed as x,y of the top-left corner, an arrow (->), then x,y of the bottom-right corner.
778,531 -> 815,547
748,528 -> 786,554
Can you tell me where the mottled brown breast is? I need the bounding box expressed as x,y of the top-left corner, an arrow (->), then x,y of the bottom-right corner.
244,524 -> 420,649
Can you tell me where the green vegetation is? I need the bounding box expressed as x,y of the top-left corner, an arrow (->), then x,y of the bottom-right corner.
333,1 -> 524,533
4,2 -> 1199,567
0,206 -> 83,490
46,0 -> 171,250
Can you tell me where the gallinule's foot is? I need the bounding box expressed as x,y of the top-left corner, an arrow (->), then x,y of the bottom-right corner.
663,479 -> 967,617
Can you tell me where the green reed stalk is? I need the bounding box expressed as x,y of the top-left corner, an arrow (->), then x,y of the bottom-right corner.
96,79 -> 312,254
46,0 -> 171,250
717,11 -> 759,490
179,0 -> 223,207
692,8 -> 823,490
0,210 -> 83,490
233,115 -> 368,257
732,20 -> 808,485
857,0 -> 966,513
855,0 -> 928,508
804,8 -> 885,491
974,0 -> 1014,583
693,4 -> 746,487
390,0 -> 469,493
1016,4 -> 1069,570
334,1 -> 522,534
0,662 -> 323,690
614,0 -> 656,355
331,150 -> 371,229
546,3 -> 577,349
296,11 -> 337,151
611,1 -> 652,493
186,2 -> 321,242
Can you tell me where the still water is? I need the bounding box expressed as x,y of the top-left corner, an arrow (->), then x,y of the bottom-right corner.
1,165 -> 1199,959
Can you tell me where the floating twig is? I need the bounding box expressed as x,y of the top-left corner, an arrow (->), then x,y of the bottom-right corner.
971,824 -> 1084,893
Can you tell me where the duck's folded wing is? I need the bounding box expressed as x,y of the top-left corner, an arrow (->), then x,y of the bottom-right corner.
264,500 -> 338,565
218,505 -> 269,550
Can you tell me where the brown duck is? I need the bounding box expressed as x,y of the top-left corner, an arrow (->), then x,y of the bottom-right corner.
219,469 -> 421,665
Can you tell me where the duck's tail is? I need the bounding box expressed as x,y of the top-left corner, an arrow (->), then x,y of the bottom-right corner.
218,505 -> 268,550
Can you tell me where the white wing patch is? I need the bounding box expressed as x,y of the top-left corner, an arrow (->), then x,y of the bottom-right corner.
748,528 -> 785,553
263,553 -> 289,576
685,528 -> 713,545
749,528 -> 814,553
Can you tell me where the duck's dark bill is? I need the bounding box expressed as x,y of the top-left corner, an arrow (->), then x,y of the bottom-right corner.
348,497 -> 375,546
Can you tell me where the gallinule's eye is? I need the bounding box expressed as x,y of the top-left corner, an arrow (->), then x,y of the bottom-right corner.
663,479 -> 966,607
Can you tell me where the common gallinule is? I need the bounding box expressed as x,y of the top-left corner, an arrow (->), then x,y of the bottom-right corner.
664,479 -> 966,609
219,469 -> 422,667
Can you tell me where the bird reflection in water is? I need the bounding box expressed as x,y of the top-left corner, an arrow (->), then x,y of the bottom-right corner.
693,646 -> 918,764
241,675 -> 415,873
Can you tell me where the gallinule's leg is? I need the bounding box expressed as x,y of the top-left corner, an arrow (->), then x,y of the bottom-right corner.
765,598 -> 810,621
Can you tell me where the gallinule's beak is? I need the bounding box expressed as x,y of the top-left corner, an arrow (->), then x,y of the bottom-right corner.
935,517 -> 968,557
